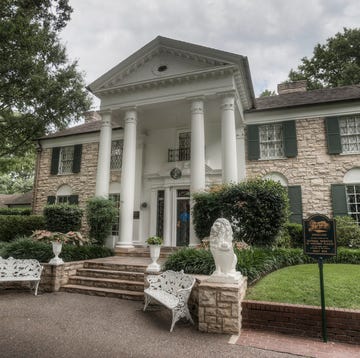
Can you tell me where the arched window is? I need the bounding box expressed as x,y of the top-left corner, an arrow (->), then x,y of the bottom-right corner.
343,168 -> 360,223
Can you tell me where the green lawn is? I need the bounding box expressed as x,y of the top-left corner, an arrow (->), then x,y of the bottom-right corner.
245,264 -> 360,309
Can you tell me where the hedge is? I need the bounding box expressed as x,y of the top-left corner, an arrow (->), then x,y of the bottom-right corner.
164,247 -> 360,285
44,204 -> 83,233
0,208 -> 31,216
192,179 -> 289,246
0,215 -> 45,242
2,238 -> 114,262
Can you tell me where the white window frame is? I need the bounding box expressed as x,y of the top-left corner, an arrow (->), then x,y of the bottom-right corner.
259,123 -> 285,160
339,116 -> 360,154
58,146 -> 74,174
346,184 -> 360,224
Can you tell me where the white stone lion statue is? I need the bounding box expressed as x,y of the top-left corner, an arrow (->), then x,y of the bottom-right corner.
207,218 -> 242,283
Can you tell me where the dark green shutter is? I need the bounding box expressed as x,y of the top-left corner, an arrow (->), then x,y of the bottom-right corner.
325,117 -> 342,154
50,147 -> 60,175
331,184 -> 348,217
247,125 -> 260,160
283,121 -> 298,157
288,186 -> 303,223
47,196 -> 56,204
72,144 -> 82,173
68,195 -> 79,205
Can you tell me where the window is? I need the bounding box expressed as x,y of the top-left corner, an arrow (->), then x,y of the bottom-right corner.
59,146 -> 74,174
259,124 -> 284,159
325,115 -> 360,155
110,140 -> 123,170
247,121 -> 297,160
156,190 -> 165,237
109,193 -> 120,236
345,185 -> 360,224
168,131 -> 191,162
47,185 -> 78,205
50,145 -> 82,175
339,116 -> 360,154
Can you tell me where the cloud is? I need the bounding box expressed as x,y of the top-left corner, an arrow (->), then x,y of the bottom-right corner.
61,0 -> 359,101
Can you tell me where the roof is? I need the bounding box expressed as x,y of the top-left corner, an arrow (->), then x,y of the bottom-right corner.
39,120 -> 123,140
251,85 -> 360,112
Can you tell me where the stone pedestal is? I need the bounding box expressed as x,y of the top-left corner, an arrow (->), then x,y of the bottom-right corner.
198,276 -> 247,334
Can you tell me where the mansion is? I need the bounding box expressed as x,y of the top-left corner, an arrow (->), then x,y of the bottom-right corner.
32,36 -> 360,248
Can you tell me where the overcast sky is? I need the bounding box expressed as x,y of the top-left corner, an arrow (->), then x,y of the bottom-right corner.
60,0 -> 359,108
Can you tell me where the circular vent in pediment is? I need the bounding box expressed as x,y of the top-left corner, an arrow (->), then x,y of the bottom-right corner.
152,64 -> 169,76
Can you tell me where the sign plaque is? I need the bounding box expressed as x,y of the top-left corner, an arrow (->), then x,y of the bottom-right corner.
303,214 -> 336,257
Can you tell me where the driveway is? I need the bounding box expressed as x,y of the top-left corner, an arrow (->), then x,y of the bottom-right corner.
0,290 -> 300,358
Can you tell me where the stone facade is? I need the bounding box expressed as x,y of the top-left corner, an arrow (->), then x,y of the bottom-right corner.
33,142 -> 100,231
246,117 -> 360,217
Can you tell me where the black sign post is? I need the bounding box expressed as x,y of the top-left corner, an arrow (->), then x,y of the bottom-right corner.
303,214 -> 337,343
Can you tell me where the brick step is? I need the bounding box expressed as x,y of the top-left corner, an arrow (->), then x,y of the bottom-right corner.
67,276 -> 144,292
84,262 -> 147,273
61,284 -> 144,301
77,268 -> 144,281
114,246 -> 180,258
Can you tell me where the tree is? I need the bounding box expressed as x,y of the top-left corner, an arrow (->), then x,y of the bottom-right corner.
288,28 -> 360,90
0,0 -> 91,158
259,89 -> 277,97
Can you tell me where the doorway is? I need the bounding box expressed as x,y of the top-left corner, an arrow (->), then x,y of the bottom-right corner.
175,189 -> 190,246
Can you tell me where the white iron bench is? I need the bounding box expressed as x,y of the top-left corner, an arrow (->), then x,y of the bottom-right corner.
0,257 -> 43,296
143,270 -> 196,332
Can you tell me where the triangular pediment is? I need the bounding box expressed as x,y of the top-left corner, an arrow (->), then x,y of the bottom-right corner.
88,36 -> 245,93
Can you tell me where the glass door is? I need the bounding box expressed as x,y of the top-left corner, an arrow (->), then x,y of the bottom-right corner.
176,189 -> 190,246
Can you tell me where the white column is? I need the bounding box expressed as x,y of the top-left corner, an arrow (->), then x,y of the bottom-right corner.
190,98 -> 206,246
95,111 -> 112,198
163,187 -> 172,247
236,126 -> 246,181
221,94 -> 238,183
117,109 -> 137,248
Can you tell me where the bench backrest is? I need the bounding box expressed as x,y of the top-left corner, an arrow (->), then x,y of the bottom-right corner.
149,270 -> 195,295
0,257 -> 43,278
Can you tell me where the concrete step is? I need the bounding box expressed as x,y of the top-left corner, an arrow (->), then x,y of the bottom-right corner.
67,276 -> 144,292
77,268 -> 144,281
84,261 -> 147,273
61,284 -> 144,301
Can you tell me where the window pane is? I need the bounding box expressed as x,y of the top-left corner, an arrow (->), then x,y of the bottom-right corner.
109,194 -> 120,236
346,184 -> 360,224
340,116 -> 360,154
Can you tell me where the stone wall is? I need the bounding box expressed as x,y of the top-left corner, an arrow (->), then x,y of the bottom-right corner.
242,300 -> 360,345
246,118 -> 360,217
40,262 -> 85,292
33,143 -> 99,232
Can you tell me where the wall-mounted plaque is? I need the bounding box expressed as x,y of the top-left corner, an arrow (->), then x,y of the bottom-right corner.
303,214 -> 336,257
170,167 -> 182,180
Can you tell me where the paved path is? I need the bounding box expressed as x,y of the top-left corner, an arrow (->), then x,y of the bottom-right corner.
1,290 -> 358,358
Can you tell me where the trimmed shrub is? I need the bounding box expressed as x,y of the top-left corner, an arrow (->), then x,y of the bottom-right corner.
285,222 -> 303,248
44,204 -> 83,233
335,216 -> 360,248
2,238 -> 113,262
86,197 -> 117,245
0,208 -> 31,216
192,179 -> 289,246
0,215 -> 45,242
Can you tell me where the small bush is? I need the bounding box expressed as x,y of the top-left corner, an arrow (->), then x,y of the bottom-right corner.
86,197 -> 117,245
0,215 -> 45,242
192,179 -> 289,247
0,208 -> 31,216
285,222 -> 303,248
44,204 -> 83,233
329,248 -> 360,264
2,238 -> 113,262
335,216 -> 360,248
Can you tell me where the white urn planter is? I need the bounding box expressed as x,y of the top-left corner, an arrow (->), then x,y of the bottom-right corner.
49,242 -> 64,265
146,245 -> 161,273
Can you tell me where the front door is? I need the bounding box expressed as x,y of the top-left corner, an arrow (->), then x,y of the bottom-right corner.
176,189 -> 190,246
